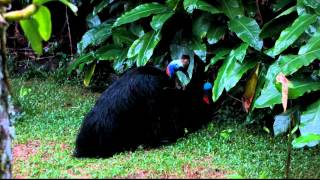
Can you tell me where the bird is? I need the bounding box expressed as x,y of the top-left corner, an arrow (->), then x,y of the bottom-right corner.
74,55 -> 192,158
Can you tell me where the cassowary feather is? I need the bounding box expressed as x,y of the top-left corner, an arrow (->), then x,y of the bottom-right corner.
74,59 -> 212,158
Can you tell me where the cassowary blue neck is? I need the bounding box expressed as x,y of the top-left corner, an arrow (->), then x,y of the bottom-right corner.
166,60 -> 184,78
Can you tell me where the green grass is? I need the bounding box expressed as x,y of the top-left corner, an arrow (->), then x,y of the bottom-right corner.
11,77 -> 320,179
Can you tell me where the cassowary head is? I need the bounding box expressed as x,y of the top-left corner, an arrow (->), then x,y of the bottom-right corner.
166,55 -> 190,78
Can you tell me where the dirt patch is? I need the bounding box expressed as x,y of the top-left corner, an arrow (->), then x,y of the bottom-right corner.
66,168 -> 92,179
125,170 -> 153,179
13,140 -> 41,162
182,164 -> 229,179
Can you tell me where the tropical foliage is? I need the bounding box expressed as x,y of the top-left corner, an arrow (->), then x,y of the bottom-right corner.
68,0 -> 320,148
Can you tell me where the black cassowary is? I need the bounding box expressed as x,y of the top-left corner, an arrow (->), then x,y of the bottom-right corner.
74,56 -> 191,158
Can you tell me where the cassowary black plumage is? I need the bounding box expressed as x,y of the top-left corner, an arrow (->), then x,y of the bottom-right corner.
74,56 -> 212,158
74,57 -> 190,158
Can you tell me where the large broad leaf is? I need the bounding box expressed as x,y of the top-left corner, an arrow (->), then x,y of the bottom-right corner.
292,134 -> 320,148
228,16 -> 263,51
67,52 -> 95,74
265,14 -> 317,57
20,19 -> 43,55
92,0 -> 112,16
112,27 -> 136,46
295,99 -> 320,148
299,30 -> 320,54
150,11 -> 174,31
275,79 -> 320,99
219,0 -> 244,19
113,3 -> 170,27
32,6 -> 52,41
128,31 -> 161,67
212,44 -> 255,102
95,45 -> 123,61
183,0 -> 221,14
303,0 -> 320,9
225,60 -> 256,91
273,0 -> 292,12
209,48 -> 231,66
192,13 -> 211,39
33,0 -> 78,13
207,25 -> 226,45
254,82 -> 282,109
83,63 -> 96,87
189,38 -> 207,62
232,43 -> 249,63
242,64 -> 260,113
86,14 -> 101,28
273,113 -> 291,136
260,6 -> 297,39
77,22 -> 112,54
277,49 -> 320,75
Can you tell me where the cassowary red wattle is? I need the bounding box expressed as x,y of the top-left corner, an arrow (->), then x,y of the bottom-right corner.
74,59 -> 190,158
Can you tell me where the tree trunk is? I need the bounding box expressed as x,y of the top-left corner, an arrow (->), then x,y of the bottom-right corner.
0,7 -> 12,178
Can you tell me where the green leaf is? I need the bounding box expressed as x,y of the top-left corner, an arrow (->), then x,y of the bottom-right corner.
277,49 -> 320,75
19,19 -> 43,54
254,82 -> 282,109
189,38 -> 207,62
150,11 -> 174,31
95,45 -> 123,61
128,31 -> 161,67
273,0 -> 292,12
293,134 -> 320,148
183,0 -> 221,14
32,6 -> 52,41
231,43 -> 249,63
92,0 -> 111,16
303,0 -> 320,9
192,13 -> 211,39
86,14 -> 101,28
83,63 -> 96,87
299,30 -> 320,54
225,60 -> 256,91
265,14 -> 317,57
212,44 -> 256,101
113,3 -> 170,27
275,79 -> 320,99
228,16 -> 263,51
112,27 -> 136,46
77,22 -> 112,54
207,25 -> 226,45
209,48 -> 230,65
295,99 -> 320,148
219,0 -> 244,19
67,52 -> 95,74
58,0 -> 78,13
273,112 -> 291,136
33,0 -> 78,13
260,6 -> 297,39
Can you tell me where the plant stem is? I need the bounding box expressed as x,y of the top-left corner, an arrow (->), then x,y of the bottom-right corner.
285,113 -> 294,179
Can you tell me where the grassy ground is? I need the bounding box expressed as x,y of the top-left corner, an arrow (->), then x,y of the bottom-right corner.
10,77 -> 320,179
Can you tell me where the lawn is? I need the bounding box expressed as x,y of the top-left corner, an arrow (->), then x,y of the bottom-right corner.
10,77 -> 320,179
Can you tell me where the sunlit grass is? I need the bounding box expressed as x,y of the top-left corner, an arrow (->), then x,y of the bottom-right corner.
11,77 -> 320,178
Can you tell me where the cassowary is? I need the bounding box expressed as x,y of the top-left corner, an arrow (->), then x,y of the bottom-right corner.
74,56 -> 191,158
